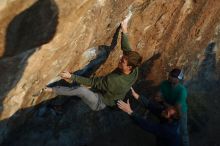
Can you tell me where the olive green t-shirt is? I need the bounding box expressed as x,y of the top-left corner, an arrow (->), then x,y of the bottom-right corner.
71,68 -> 138,106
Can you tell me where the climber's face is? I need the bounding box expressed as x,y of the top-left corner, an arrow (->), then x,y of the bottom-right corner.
118,55 -> 132,74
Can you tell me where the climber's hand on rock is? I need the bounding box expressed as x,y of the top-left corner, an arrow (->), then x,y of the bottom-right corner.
121,19 -> 128,33
59,71 -> 71,79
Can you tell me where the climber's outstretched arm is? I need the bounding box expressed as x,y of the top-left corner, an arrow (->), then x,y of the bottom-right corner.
121,19 -> 132,52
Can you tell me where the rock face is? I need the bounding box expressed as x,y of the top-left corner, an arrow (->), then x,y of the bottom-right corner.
0,0 -> 220,145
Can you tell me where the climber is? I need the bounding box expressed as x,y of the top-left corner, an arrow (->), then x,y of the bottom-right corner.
117,96 -> 180,146
44,18 -> 142,111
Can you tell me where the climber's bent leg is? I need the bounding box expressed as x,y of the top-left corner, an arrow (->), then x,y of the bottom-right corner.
52,86 -> 106,111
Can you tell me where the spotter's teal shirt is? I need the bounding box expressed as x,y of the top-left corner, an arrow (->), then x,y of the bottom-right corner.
160,80 -> 188,113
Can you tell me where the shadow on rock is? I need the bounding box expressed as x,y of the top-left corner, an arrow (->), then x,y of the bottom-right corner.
0,0 -> 58,107
3,0 -> 58,58
0,0 -> 59,142
186,42 -> 220,146
1,95 -> 155,146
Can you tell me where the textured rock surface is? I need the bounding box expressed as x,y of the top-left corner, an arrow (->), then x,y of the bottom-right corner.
0,0 -> 220,145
